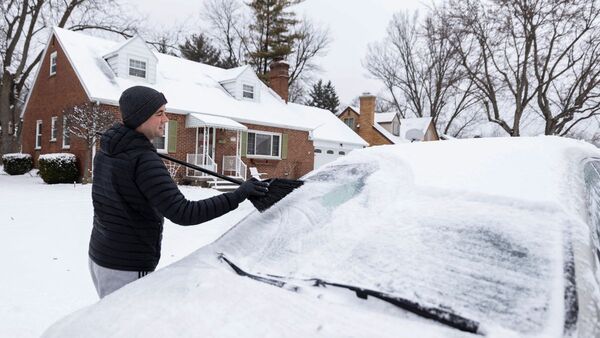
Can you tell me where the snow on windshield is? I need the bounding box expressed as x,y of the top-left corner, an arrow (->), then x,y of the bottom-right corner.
208,147 -> 570,336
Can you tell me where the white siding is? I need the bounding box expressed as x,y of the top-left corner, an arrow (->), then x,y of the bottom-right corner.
219,68 -> 261,101
221,81 -> 238,98
238,69 -> 260,101
105,55 -> 119,76
113,37 -> 158,84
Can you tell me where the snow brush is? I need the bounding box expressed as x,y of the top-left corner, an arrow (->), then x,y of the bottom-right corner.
157,153 -> 303,212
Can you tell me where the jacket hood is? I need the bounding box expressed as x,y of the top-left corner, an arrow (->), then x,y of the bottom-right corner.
100,123 -> 155,156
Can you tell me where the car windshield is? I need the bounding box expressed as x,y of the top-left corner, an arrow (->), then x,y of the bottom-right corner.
210,161 -> 570,335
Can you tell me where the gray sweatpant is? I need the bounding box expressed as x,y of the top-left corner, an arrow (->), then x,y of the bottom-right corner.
88,258 -> 151,298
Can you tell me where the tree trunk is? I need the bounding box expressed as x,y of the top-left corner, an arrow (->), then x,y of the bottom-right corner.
0,71 -> 18,155
83,147 -> 91,184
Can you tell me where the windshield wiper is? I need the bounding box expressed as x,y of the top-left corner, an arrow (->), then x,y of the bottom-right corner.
219,254 -> 481,335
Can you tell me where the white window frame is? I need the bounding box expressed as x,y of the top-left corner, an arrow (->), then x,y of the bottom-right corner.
242,83 -> 255,100
62,115 -> 70,149
50,51 -> 57,76
35,120 -> 42,149
246,130 -> 281,159
128,57 -> 147,79
152,123 -> 169,153
50,116 -> 58,141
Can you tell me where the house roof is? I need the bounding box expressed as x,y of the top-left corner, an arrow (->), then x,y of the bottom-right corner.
400,117 -> 433,141
337,105 -> 359,116
186,113 -> 247,131
102,35 -> 158,61
48,27 -> 367,147
375,112 -> 397,123
373,123 -> 407,144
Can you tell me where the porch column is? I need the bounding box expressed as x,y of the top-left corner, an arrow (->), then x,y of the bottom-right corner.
212,127 -> 216,161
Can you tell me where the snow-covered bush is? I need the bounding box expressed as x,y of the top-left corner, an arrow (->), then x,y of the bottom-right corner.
2,153 -> 32,175
38,153 -> 79,184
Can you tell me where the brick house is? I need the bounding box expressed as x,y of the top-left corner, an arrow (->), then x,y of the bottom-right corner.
21,28 -> 367,183
337,94 -> 439,147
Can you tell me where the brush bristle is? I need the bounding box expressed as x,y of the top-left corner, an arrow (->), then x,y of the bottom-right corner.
248,179 -> 304,212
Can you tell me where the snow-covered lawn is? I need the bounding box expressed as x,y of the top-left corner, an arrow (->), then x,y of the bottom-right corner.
0,167 -> 252,338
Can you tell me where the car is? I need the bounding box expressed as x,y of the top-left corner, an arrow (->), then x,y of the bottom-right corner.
44,136 -> 600,337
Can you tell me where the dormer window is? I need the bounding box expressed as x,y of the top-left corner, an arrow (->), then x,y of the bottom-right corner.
50,51 -> 57,76
243,84 -> 255,100
129,58 -> 147,78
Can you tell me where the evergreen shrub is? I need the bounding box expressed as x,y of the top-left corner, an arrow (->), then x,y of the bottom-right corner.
38,153 -> 79,184
1,153 -> 33,175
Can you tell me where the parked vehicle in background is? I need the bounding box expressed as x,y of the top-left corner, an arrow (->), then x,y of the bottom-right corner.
44,136 -> 600,337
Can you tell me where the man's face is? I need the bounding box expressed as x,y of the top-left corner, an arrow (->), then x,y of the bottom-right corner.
136,105 -> 168,140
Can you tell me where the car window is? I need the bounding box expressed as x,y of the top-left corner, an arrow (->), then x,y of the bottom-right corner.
211,161 -> 568,335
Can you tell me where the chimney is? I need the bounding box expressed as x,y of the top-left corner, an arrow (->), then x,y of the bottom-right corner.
358,92 -> 376,135
268,60 -> 289,103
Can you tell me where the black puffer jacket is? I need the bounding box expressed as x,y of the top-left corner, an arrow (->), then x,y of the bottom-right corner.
89,123 -> 243,271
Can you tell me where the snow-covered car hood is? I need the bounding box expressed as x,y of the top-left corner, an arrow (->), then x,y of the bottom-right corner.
44,136 -> 600,337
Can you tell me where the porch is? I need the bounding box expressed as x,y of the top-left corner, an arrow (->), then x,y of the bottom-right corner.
184,113 -> 248,185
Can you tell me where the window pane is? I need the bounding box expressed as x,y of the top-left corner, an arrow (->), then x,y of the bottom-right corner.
243,84 -> 254,99
51,118 -> 57,139
129,68 -> 146,78
152,128 -> 166,150
153,137 -> 165,149
129,59 -> 147,78
272,135 -> 280,156
247,133 -> 256,155
256,134 -> 271,155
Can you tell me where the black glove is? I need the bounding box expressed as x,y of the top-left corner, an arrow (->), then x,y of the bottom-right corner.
235,178 -> 269,201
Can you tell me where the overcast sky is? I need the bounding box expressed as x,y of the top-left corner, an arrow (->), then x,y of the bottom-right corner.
123,0 -> 428,104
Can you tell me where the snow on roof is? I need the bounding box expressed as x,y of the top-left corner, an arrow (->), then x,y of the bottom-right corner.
50,27 -> 365,146
102,35 -> 157,61
375,112 -> 397,123
336,105 -> 359,116
373,123 -> 407,145
186,113 -> 247,131
288,103 -> 368,146
372,136 -> 596,204
399,117 -> 432,140
211,65 -> 251,82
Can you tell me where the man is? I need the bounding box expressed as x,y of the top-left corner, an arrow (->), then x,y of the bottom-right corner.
89,85 -> 268,298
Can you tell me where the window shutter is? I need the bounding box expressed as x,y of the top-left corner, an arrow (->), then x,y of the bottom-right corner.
241,131 -> 248,157
281,133 -> 288,159
167,120 -> 177,153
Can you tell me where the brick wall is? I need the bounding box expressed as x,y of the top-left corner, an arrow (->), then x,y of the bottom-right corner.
22,35 -> 90,174
242,123 -> 313,179
358,94 -> 391,146
338,105 -> 390,147
338,108 -> 359,132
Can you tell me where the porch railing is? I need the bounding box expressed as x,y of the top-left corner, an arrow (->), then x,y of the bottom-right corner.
186,153 -> 217,179
222,155 -> 247,181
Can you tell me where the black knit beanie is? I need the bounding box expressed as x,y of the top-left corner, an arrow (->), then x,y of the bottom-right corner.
119,86 -> 168,129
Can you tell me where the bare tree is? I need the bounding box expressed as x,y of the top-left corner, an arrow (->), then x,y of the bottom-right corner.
287,19 -> 330,93
365,10 -> 477,136
529,0 -> 600,135
201,1 -> 330,99
202,0 -> 249,67
63,102 -> 114,183
0,0 -> 138,155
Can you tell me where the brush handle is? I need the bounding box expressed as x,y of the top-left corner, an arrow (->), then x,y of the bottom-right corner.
157,153 -> 244,185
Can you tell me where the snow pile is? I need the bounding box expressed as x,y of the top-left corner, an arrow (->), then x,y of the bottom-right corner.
38,152 -> 76,162
0,171 -> 253,338
2,153 -> 32,160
